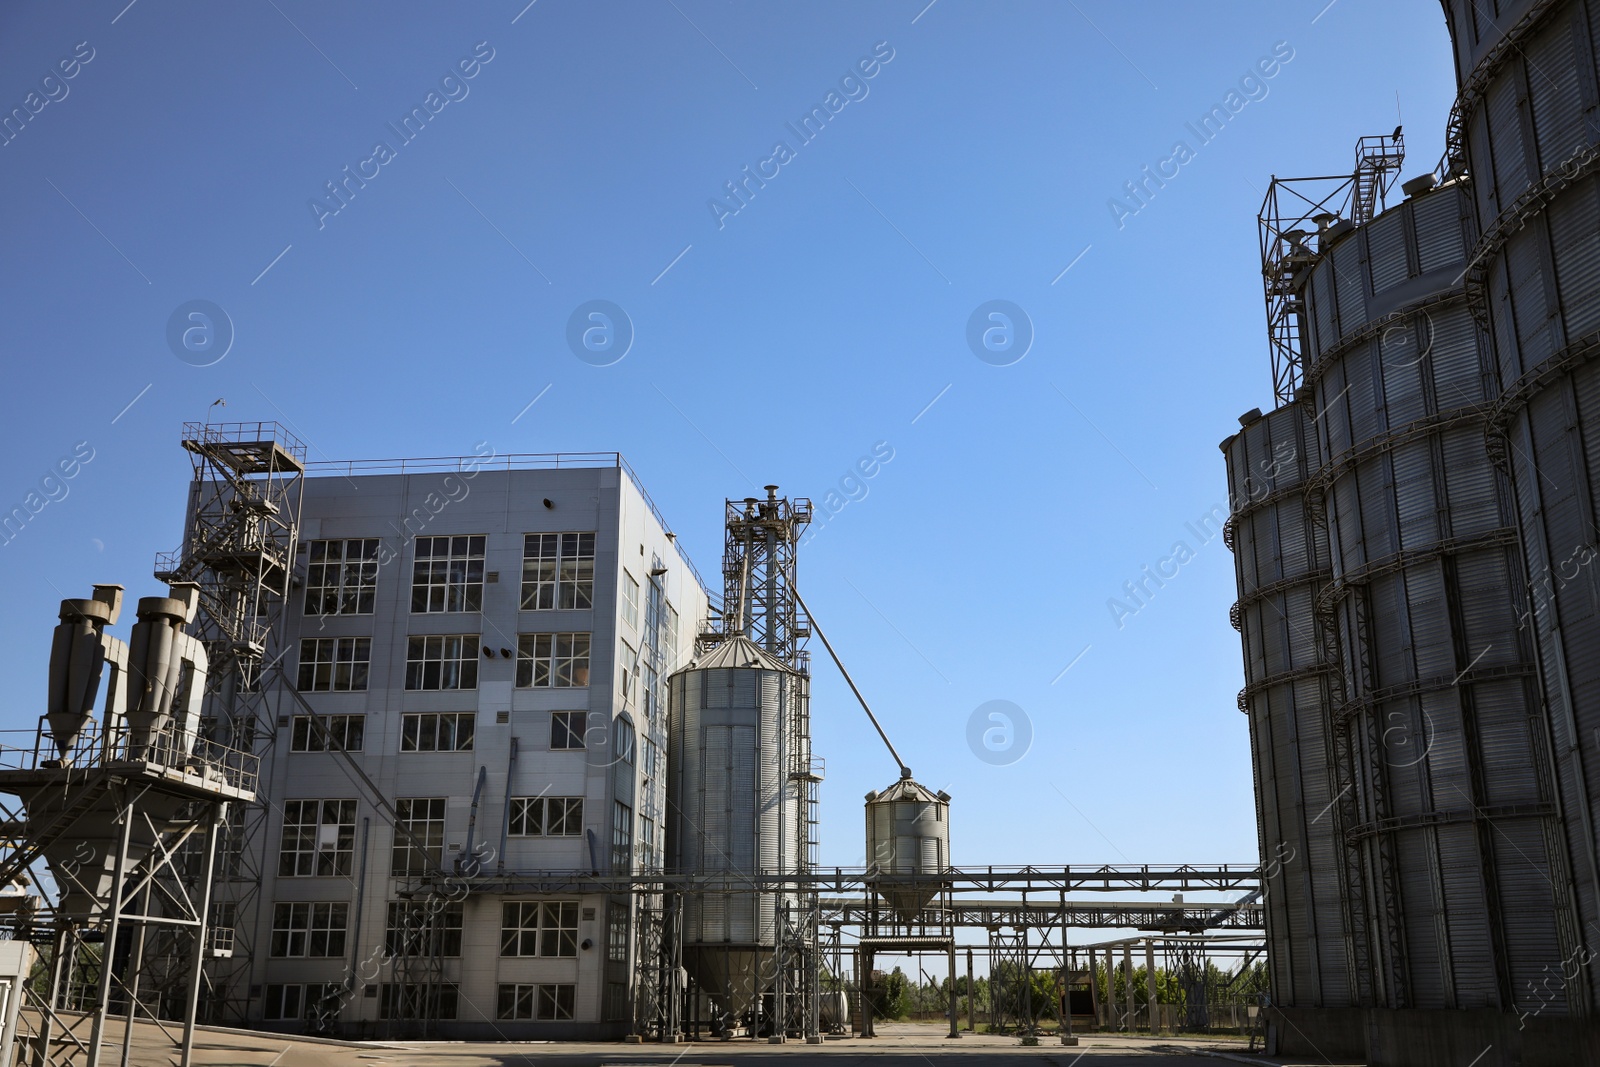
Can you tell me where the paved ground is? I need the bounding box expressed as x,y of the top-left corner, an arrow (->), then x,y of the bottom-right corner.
65,1019 -> 1309,1067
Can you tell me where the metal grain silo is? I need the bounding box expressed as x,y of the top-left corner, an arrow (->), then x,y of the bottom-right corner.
1439,0 -> 1600,1029
1301,176 -> 1577,1030
666,635 -> 807,1022
864,777 -> 949,924
1221,399 -> 1349,1011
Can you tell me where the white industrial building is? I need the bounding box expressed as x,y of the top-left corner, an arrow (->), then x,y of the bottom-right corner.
226,453 -> 709,1039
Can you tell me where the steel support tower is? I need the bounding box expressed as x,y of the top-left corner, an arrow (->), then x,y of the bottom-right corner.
153,422 -> 305,1023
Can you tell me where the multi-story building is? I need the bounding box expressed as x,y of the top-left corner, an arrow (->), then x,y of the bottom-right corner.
225,452 -> 709,1039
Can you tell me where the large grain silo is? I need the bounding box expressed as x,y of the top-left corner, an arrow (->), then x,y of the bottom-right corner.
1440,0 -> 1600,1038
666,634 -> 809,1027
1221,401 -> 1349,1016
1299,175 -> 1576,1056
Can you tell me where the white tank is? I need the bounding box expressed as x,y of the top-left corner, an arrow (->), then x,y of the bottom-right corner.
865,777 -> 950,923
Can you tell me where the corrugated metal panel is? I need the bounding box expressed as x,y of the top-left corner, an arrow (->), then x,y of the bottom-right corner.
1312,261 -> 1338,359
1333,239 -> 1368,338
1391,441 -> 1439,551
1414,187 -> 1466,273
1441,429 -> 1500,534
1429,308 -> 1487,413
1549,180 -> 1600,339
1381,329 -> 1428,428
1367,211 -> 1409,294
1508,227 -> 1559,370
1407,563 -> 1455,679
1525,19 -> 1583,175
1485,75 -> 1529,211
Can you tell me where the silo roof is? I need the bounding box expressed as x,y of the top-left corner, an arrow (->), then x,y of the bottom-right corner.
872,776 -> 944,803
681,634 -> 796,674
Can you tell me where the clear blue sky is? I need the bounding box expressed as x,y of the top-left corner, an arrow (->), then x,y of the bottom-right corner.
0,1 -> 1455,874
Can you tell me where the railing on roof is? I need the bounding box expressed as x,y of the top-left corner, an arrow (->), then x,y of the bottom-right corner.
300,451 -> 712,598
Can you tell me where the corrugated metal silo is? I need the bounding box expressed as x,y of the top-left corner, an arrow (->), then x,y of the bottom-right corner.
864,777 -> 950,924
666,634 -> 807,1020
1223,400 -> 1349,1010
1303,178 -> 1577,1020
1440,0 -> 1600,1024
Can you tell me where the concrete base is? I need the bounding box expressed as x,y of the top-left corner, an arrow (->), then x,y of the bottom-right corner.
1272,1005 -> 1600,1066
806,1036 -> 823,1044
1059,1035 -> 1078,1045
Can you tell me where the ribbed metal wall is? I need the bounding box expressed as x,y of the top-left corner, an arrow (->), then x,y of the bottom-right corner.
1224,401 -> 1350,1009
1301,178 -> 1573,1016
1443,0 -> 1600,1018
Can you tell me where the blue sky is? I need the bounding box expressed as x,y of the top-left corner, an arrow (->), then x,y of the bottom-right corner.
0,1 -> 1456,876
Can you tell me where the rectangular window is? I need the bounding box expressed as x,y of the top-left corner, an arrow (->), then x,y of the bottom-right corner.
622,571 -> 639,630
404,634 -> 479,690
607,901 -> 628,963
639,817 -> 657,869
410,535 -> 486,613
391,798 -> 447,876
278,800 -> 357,878
550,711 -> 585,750
290,714 -> 364,753
508,796 -> 583,836
400,712 -> 475,752
611,801 -> 633,871
384,900 -> 463,958
263,984 -> 302,1021
500,900 -> 579,957
664,603 -> 679,658
379,984 -> 458,1021
516,633 -> 590,688
296,637 -> 371,692
270,901 -> 349,957
496,983 -> 575,1021
520,533 -> 596,610
304,538 -> 380,616
619,640 -> 635,703
643,738 -> 660,783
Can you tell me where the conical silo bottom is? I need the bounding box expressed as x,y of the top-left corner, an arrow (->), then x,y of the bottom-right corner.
685,945 -> 770,1019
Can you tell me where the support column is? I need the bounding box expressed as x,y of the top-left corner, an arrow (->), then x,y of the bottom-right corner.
180,805 -> 223,1067
1087,947 -> 1100,1031
1122,943 -> 1134,1032
946,942 -> 959,1038
965,948 -> 974,1032
1145,940 -> 1158,1036
86,786 -> 136,1067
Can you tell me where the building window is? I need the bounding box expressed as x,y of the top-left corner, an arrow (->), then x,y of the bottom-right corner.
411,535 -> 486,613
384,900 -> 463,958
507,796 -> 583,836
497,983 -> 575,1021
391,798 -> 447,876
607,901 -> 628,963
643,738 -> 660,783
516,633 -> 590,688
619,641 -> 635,703
278,800 -> 357,878
614,720 -> 634,766
521,533 -> 595,610
264,983 -> 340,1021
304,538 -> 380,616
378,984 -> 458,1021
270,901 -> 349,957
639,817 -> 657,869
611,801 -> 633,871
400,712 -> 475,752
550,711 -> 585,750
500,901 -> 579,957
404,634 -> 479,690
622,571 -> 640,630
296,638 -> 371,692
664,603 -> 679,658
290,714 -> 364,753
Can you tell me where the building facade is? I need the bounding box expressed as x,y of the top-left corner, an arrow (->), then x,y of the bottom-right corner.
223,454 -> 709,1039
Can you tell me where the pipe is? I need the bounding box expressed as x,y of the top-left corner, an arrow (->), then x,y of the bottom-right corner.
789,587 -> 910,780
462,766 -> 487,872
498,738 -> 518,875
